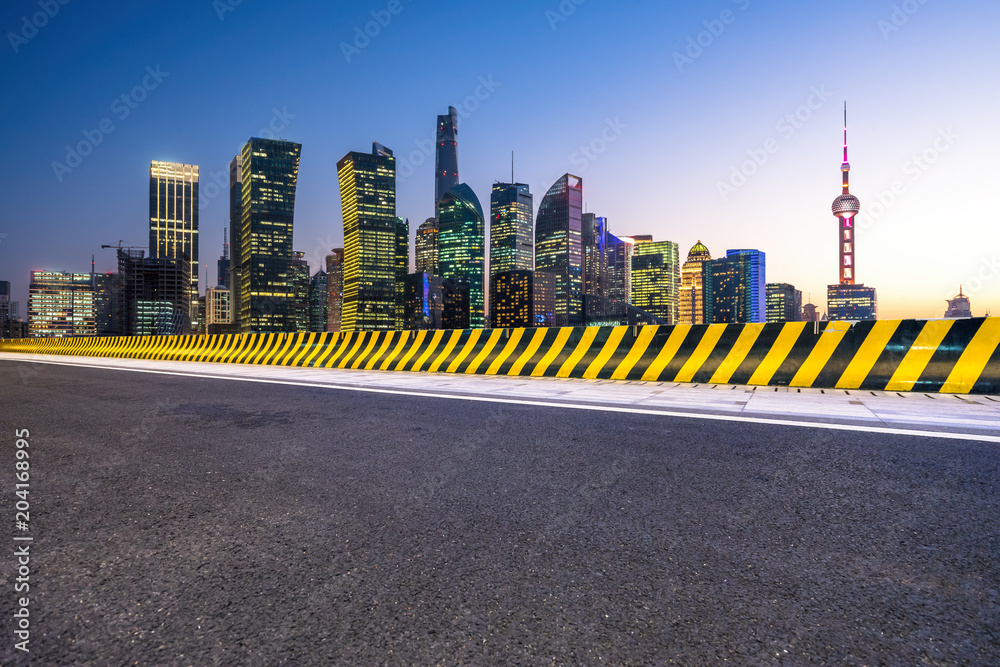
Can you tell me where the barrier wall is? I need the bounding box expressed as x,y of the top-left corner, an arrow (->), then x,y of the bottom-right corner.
2,318 -> 999,394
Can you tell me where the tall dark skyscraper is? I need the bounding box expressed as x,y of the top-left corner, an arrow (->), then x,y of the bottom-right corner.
489,182 -> 534,276
535,174 -> 584,326
217,229 -> 230,288
338,142 -> 397,332
582,213 -> 609,298
828,104 -> 877,320
395,217 -> 410,330
326,248 -> 344,332
148,161 -> 199,329
435,107 -> 459,209
438,183 -> 485,328
228,154 -> 242,326
309,269 -> 328,332
766,283 -> 802,322
291,251 -> 311,332
237,137 -> 302,333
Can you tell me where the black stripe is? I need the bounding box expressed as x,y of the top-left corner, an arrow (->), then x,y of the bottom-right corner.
859,320 -> 925,390
594,326 -> 645,380
691,324 -> 746,384
538,327 -> 587,378
658,325 -> 708,382
624,325 -> 677,381
493,328 -> 538,376
812,321 -> 875,389
914,318 -> 986,393
770,325 -> 824,386
974,331 -> 1000,395
729,323 -> 788,385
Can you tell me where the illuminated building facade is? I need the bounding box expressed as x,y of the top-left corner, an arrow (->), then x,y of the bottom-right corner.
679,241 -> 711,325
415,217 -> 439,276
237,138 -> 302,333
438,183 -> 485,328
766,283 -> 802,322
704,250 -> 766,324
396,217 -> 409,330
435,107 -> 459,209
606,234 -> 633,304
338,142 -> 397,332
404,272 -> 444,330
206,285 -> 231,325
326,248 -> 344,332
309,270 -> 328,332
582,213 -> 609,298
490,182 -> 534,277
491,270 -> 533,329
535,174 -> 584,326
630,240 -> 680,324
217,229 -> 230,289
533,271 -> 557,327
149,161 -> 199,328
228,154 -> 242,327
28,271 -> 96,337
291,251 -> 311,332
442,279 -> 470,330
827,104 -> 877,321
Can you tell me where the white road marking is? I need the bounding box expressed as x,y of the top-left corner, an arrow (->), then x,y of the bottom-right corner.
4,355 -> 999,444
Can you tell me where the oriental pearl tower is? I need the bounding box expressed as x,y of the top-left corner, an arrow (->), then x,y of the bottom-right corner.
831,103 -> 860,285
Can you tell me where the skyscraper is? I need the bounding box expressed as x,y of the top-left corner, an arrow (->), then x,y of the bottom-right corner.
827,104 -> 877,320
606,234 -> 633,305
28,271 -> 96,337
291,251 -> 311,332
206,285 -> 231,328
535,174 -> 584,326
704,250 -> 766,324
217,229 -> 230,289
490,182 -> 534,277
338,142 -> 397,332
491,270 -> 534,329
148,161 -> 199,329
679,241 -> 711,325
228,154 -> 243,327
309,269 -> 328,332
326,248 -> 344,332
630,240 -> 680,324
766,283 -> 802,322
582,213 -> 609,299
435,106 -> 459,209
404,271 -> 444,330
237,138 -> 302,333
117,249 -> 191,335
415,217 -> 439,276
438,183 -> 485,328
395,217 -> 410,330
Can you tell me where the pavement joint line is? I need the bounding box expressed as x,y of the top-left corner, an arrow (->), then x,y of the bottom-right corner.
5,355 -> 1000,444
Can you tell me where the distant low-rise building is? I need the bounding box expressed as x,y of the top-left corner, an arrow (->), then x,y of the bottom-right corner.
766,283 -> 802,322
944,286 -> 973,318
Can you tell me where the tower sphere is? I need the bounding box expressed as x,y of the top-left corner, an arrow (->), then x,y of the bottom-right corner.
831,193 -> 860,218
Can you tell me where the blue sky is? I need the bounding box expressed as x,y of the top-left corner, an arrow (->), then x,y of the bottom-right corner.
1,0 -> 998,319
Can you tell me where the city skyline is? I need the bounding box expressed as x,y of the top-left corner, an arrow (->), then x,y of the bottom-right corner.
1,1 -> 997,321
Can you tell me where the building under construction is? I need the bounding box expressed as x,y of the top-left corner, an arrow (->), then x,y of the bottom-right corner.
117,248 -> 191,335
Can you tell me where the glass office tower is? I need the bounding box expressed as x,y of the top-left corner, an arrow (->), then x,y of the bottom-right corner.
679,241 -> 711,325
490,182 -> 534,276
630,240 -> 680,324
338,143 -> 397,331
704,249 -> 767,324
435,107 -> 460,209
149,161 -> 199,329
535,174 -> 584,326
415,217 -> 439,276
766,283 -> 802,322
237,138 -> 302,333
438,183 -> 485,328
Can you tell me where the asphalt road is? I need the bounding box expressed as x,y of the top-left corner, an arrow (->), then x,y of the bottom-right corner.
1,360 -> 998,665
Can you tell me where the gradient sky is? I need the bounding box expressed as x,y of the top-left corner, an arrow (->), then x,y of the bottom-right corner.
2,0 -> 998,320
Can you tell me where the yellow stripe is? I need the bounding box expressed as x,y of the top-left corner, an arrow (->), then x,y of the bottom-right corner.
884,320 -> 955,391
674,324 -> 727,383
271,333 -> 302,366
640,325 -> 692,382
530,327 -> 574,377
350,332 -> 384,369
835,320 -> 901,389
583,326 -> 629,379
262,334 -> 294,366
365,332 -> 398,370
221,335 -> 247,363
790,322 -> 851,387
941,318 -> 1000,394
709,323 -> 765,385
747,322 -> 807,386
428,330 -> 464,373
446,329 -> 484,373
302,333 -> 331,367
610,326 -> 658,380
465,329 -> 504,374
287,333 -> 317,366
380,332 -> 414,370
393,330 -> 428,370
485,329 -> 525,375
250,334 -> 278,365
337,332 -> 371,368
557,327 -> 601,378
323,332 -> 355,368
411,330 -> 446,372
508,328 -> 550,376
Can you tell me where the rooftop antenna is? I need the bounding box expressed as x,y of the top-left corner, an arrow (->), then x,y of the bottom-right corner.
511,150 -> 514,184
223,227 -> 229,260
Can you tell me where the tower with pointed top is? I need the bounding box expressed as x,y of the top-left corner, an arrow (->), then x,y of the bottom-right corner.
827,104 -> 877,321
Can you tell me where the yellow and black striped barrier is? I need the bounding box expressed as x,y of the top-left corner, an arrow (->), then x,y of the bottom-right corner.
2,318 -> 998,394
